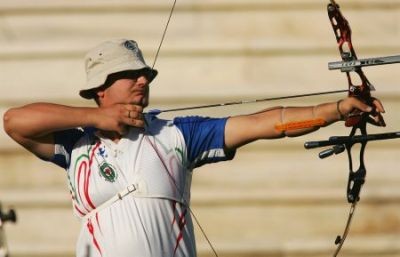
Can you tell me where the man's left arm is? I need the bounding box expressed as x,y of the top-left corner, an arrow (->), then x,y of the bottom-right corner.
224,97 -> 384,150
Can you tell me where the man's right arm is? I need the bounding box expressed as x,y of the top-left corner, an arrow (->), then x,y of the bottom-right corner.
3,103 -> 100,160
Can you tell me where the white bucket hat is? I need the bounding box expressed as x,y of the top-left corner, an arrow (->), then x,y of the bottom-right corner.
79,39 -> 158,99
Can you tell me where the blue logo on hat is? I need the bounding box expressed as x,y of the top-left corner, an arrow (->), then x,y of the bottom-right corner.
124,40 -> 138,52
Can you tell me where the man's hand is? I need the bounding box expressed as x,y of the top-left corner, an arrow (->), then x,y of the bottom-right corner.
338,97 -> 386,127
95,104 -> 145,135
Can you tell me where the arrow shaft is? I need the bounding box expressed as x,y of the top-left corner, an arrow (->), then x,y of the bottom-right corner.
152,89 -> 348,114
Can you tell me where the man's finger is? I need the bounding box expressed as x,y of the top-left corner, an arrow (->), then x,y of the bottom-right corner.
351,99 -> 372,113
125,104 -> 143,113
122,116 -> 145,128
367,113 -> 386,127
131,119 -> 145,128
372,98 -> 386,113
126,110 -> 143,119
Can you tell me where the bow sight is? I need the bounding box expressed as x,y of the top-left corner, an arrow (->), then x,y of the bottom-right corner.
329,54 -> 400,72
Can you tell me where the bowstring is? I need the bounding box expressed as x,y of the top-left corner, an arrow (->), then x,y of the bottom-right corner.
152,0 -> 177,70
151,1 -> 219,256
143,131 -> 219,257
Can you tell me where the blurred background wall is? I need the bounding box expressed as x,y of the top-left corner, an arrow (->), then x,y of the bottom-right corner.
0,0 -> 399,256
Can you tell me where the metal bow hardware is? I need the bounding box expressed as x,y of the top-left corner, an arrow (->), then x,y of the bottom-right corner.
0,204 -> 17,257
329,54 -> 400,72
305,1 -> 400,256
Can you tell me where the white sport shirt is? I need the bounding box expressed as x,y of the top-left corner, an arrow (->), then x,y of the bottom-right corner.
50,115 -> 235,257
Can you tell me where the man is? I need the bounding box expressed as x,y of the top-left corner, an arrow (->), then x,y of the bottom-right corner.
3,39 -> 385,257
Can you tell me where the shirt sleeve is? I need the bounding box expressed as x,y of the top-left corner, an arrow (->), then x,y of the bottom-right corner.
173,116 -> 236,168
48,128 -> 84,169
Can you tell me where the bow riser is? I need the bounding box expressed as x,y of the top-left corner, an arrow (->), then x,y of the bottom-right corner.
328,2 -> 374,128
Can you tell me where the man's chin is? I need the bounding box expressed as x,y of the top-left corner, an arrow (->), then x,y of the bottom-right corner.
140,98 -> 149,108
128,97 -> 148,107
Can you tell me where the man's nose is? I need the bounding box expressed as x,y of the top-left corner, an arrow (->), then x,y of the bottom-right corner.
136,76 -> 149,86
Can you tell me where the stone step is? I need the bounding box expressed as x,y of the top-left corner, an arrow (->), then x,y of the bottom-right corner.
3,236 -> 400,257
0,0 -> 398,49
0,13 -> 398,58
4,236 -> 400,257
196,235 -> 400,257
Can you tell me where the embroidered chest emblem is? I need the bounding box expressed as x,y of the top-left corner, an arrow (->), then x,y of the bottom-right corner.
99,162 -> 118,182
97,145 -> 108,158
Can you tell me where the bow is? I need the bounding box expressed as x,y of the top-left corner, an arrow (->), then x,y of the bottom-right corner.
317,1 -> 376,254
304,1 -> 400,256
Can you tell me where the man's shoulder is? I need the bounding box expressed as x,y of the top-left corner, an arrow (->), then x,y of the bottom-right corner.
54,127 -> 95,147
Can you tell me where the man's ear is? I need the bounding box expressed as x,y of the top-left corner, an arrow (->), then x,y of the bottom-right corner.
94,89 -> 106,106
97,90 -> 105,99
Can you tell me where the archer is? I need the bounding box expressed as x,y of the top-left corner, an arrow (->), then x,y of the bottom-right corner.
3,39 -> 385,257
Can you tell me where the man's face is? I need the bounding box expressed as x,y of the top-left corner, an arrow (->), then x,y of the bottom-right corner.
98,75 -> 150,107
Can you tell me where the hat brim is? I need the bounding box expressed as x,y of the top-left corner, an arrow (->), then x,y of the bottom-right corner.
79,67 -> 158,99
